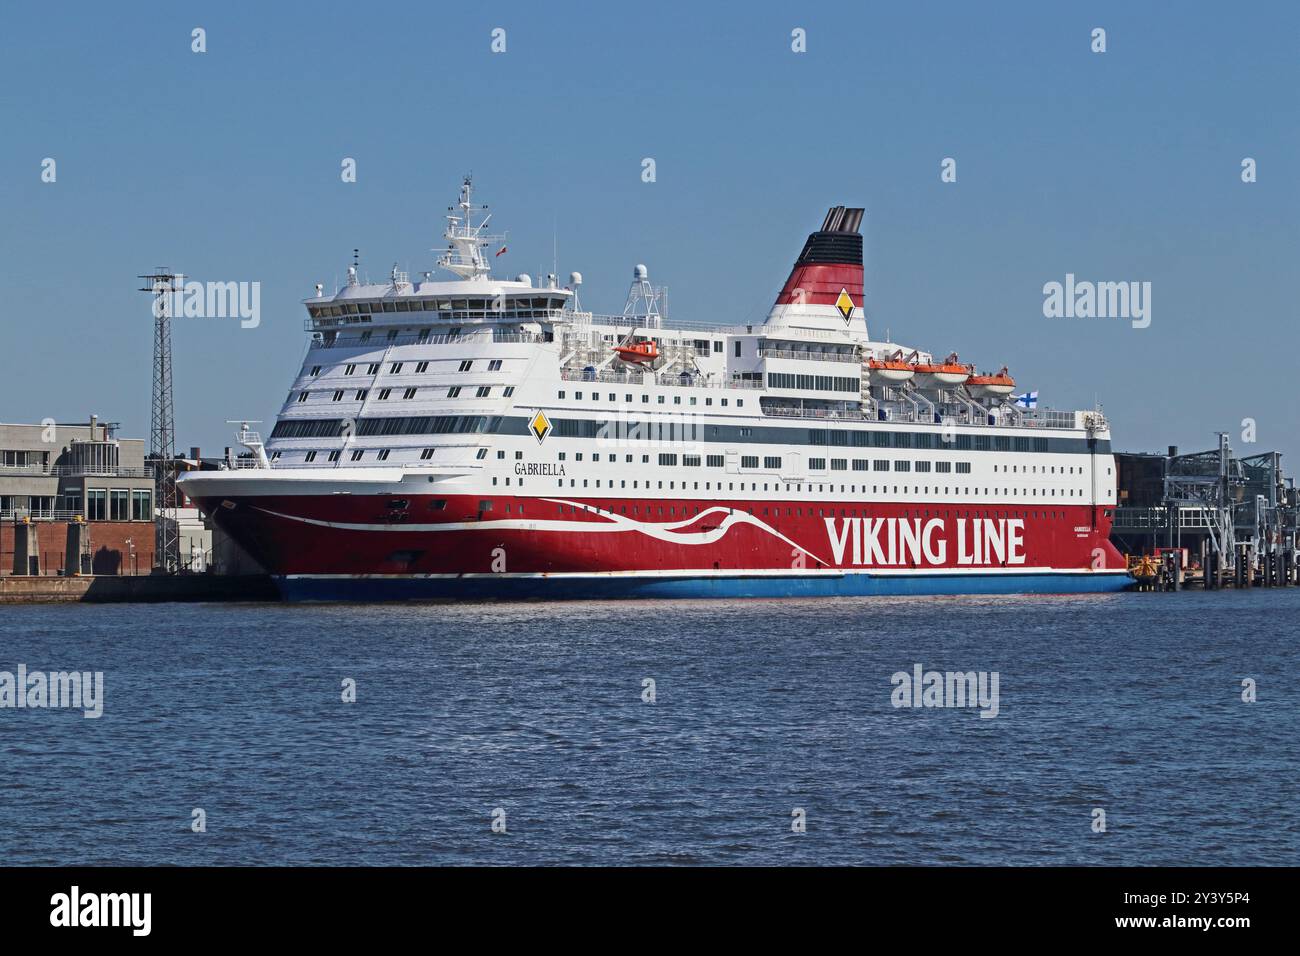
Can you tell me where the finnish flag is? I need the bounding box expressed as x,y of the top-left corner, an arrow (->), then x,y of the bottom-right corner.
1014,391 -> 1038,409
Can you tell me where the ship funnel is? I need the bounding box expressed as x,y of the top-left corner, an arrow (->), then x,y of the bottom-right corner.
766,205 -> 868,339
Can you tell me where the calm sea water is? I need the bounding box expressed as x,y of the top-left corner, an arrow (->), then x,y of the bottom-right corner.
0,590 -> 1296,866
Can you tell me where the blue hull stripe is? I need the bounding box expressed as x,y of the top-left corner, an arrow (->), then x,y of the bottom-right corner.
276,571 -> 1133,601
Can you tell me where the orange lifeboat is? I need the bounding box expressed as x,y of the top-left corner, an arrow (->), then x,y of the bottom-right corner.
614,339 -> 659,364
866,349 -> 915,383
966,366 -> 1016,397
911,351 -> 971,387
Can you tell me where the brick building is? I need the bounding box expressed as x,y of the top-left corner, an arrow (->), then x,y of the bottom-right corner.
0,418 -> 157,574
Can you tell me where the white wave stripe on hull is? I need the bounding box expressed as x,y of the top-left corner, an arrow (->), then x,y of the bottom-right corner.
249,500 -> 832,567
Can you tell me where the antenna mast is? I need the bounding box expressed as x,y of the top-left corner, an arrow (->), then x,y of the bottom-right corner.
140,269 -> 183,573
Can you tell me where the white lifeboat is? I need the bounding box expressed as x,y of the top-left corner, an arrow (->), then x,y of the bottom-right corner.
911,351 -> 971,388
866,349 -> 915,384
966,366 -> 1016,397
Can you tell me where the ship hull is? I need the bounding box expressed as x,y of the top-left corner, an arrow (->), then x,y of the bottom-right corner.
192,491 -> 1133,601
275,569 -> 1131,601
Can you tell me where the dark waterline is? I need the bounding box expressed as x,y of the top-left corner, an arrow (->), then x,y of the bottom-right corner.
1,590 -> 1296,865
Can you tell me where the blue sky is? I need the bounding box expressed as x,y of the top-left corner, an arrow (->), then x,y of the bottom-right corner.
2,1 -> 1297,464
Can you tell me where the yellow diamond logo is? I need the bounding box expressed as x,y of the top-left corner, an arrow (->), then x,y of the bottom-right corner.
835,288 -> 855,322
529,409 -> 552,444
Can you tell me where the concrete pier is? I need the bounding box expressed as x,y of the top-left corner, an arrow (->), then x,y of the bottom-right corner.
0,574 -> 279,603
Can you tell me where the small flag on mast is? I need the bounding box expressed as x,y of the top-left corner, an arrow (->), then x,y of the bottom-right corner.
495,245 -> 508,257
1013,391 -> 1039,409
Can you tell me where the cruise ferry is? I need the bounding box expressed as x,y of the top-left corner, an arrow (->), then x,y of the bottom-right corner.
178,179 -> 1130,600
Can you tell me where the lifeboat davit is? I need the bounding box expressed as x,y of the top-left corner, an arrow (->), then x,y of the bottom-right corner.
614,340 -> 659,364
966,366 -> 1016,397
867,349 -> 915,383
911,351 -> 971,388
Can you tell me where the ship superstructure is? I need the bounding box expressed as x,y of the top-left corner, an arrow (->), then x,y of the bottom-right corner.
178,179 -> 1128,599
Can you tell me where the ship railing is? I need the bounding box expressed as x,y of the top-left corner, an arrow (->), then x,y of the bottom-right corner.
308,330 -> 549,350
762,405 -> 867,421
560,367 -> 649,385
558,368 -> 767,390
563,312 -> 759,335
225,457 -> 269,470
757,347 -> 859,363
306,309 -> 566,331
1016,411 -> 1080,429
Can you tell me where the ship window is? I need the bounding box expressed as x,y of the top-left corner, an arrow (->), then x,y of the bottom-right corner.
504,386 -> 515,397
476,386 -> 491,398
378,388 -> 392,400
345,364 -> 356,375
403,388 -> 417,399
310,366 -> 322,376
332,390 -> 344,402
391,362 -> 403,373
476,448 -> 487,459
360,331 -> 372,342
367,363 -> 380,374
297,392 -> 309,403
356,389 -> 368,401
447,387 -> 461,398
377,449 -> 390,461
350,450 -> 363,461
429,499 -> 447,510
420,448 -> 435,460
488,360 -> 502,371
416,361 -> 429,373
305,451 -> 317,462
327,450 -> 341,462
459,360 -> 473,372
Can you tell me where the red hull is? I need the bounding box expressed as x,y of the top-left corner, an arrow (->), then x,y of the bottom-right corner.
195,492 -> 1124,578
